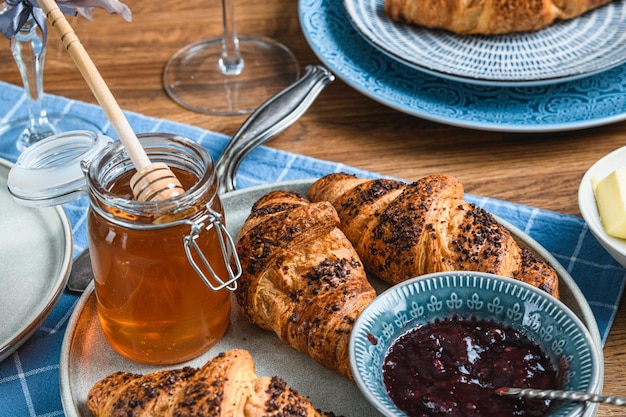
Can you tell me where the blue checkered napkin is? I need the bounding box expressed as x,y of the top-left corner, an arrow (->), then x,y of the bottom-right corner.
0,80 -> 624,416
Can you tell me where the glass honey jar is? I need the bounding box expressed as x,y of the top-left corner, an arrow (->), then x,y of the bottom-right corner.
8,131 -> 240,365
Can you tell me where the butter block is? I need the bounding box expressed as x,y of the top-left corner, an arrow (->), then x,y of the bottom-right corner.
593,167 -> 626,239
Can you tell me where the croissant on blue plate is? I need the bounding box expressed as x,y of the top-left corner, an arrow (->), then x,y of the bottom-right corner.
384,0 -> 612,34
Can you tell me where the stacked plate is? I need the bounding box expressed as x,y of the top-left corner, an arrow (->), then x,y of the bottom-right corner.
0,159 -> 72,363
298,0 -> 626,132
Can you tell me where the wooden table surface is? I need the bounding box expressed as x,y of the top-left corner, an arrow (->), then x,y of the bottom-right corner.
1,0 -> 624,414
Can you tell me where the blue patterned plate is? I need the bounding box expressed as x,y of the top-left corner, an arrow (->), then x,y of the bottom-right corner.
299,0 -> 626,132
350,272 -> 603,417
344,0 -> 626,86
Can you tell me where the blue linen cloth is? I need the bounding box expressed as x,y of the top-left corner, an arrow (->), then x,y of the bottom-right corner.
0,80 -> 625,416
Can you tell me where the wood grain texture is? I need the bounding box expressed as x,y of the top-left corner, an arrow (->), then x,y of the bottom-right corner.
1,1 -> 624,414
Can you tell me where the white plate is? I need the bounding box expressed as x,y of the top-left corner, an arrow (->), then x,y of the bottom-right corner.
344,0 -> 626,86
579,146 -> 626,269
0,158 -> 72,363
59,180 -> 601,417
299,0 -> 626,132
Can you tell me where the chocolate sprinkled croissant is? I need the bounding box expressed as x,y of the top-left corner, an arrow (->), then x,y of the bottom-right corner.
234,190 -> 377,380
384,0 -> 612,35
87,349 -> 334,417
307,173 -> 559,299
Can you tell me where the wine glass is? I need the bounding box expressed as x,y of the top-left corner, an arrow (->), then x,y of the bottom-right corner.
163,0 -> 300,116
0,8 -> 100,151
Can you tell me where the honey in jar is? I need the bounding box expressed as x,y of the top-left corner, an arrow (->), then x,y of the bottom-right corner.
85,133 -> 238,364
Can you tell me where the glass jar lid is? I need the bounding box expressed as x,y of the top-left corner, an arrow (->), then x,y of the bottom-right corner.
8,130 -> 114,207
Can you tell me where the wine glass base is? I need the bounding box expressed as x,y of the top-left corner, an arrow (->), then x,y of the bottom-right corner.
0,114 -> 102,152
0,114 -> 102,151
163,35 -> 300,116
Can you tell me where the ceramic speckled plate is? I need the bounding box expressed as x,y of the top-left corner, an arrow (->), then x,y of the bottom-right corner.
0,158 -> 72,363
344,0 -> 626,86
59,180 -> 601,417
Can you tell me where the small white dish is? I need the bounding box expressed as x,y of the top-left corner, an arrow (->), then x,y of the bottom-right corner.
579,146 -> 626,268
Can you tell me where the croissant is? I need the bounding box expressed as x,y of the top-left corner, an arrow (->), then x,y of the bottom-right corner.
307,173 -> 560,299
384,0 -> 612,34
234,190 -> 377,380
87,349 -> 332,417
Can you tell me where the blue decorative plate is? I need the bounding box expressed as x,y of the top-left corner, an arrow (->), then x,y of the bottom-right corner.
344,0 -> 626,86
298,0 -> 626,132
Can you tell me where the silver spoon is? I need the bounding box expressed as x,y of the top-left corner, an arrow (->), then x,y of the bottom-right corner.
497,387 -> 626,407
66,247 -> 93,293
66,64 -> 335,293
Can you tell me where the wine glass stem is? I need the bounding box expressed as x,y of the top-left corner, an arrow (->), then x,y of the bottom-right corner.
219,0 -> 244,75
11,16 -> 56,141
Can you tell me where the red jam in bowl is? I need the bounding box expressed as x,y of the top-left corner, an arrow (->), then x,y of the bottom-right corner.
382,318 -> 558,417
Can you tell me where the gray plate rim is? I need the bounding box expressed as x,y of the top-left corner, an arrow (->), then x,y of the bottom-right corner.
0,157 -> 72,363
59,179 -> 601,417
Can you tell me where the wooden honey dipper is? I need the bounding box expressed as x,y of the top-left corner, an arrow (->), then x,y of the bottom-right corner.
38,0 -> 184,201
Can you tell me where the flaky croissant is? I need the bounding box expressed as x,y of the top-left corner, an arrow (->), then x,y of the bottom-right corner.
87,349 -> 332,417
234,190 -> 377,380
384,0 -> 612,34
307,173 -> 559,299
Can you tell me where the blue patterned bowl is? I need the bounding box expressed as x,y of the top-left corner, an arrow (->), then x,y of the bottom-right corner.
350,272 -> 603,417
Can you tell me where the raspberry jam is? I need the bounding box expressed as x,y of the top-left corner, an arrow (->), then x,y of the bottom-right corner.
382,319 -> 558,417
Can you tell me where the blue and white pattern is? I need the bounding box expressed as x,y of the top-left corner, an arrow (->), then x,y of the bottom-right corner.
350,272 -> 602,417
299,0 -> 626,132
0,80 -> 625,416
344,0 -> 626,85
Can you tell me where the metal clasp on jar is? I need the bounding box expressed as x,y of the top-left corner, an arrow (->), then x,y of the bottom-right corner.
184,205 -> 241,291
